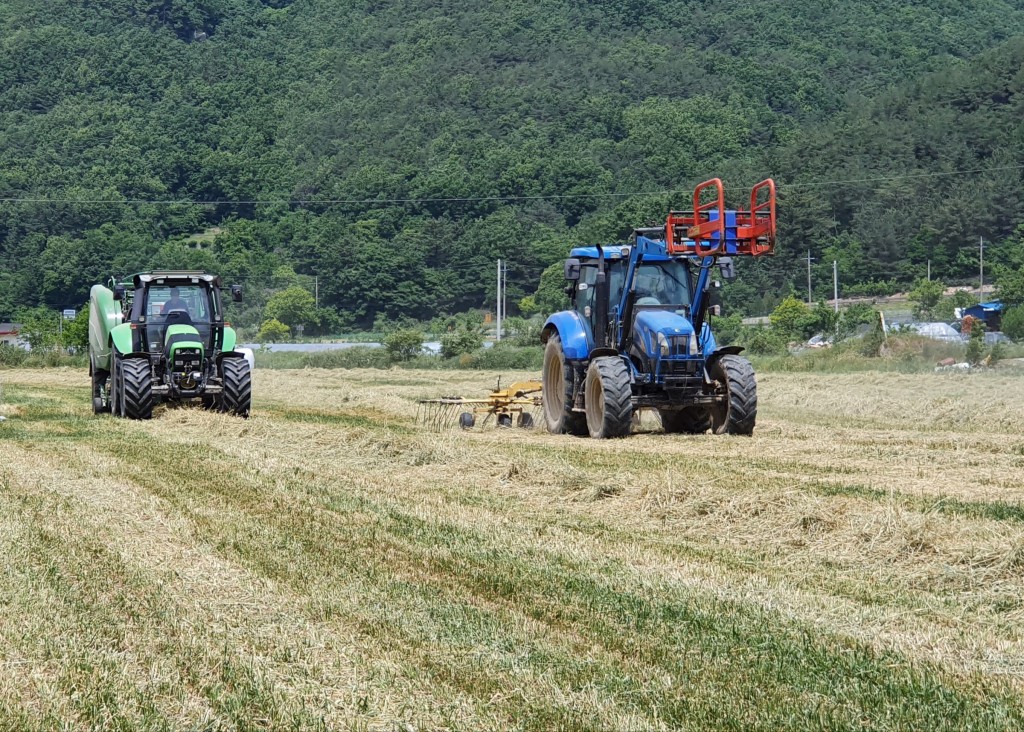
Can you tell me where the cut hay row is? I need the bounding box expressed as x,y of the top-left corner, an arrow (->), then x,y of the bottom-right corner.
0,367 -> 1021,729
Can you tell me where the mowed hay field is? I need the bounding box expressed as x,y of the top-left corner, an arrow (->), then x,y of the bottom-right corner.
1,367 -> 1024,730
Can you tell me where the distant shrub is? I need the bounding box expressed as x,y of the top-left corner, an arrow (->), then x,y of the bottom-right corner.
501,316 -> 543,347
838,303 -> 878,340
464,345 -> 544,370
302,347 -> 391,369
383,328 -> 424,361
744,326 -> 787,356
710,313 -> 744,346
0,343 -> 29,367
440,327 -> 483,359
965,323 -> 986,366
257,318 -> 290,342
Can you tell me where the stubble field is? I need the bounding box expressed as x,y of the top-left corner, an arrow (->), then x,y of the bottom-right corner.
1,366 -> 1023,730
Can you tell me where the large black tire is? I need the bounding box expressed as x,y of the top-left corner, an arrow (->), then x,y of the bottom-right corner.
121,358 -> 154,420
709,354 -> 757,435
220,357 -> 252,418
542,334 -> 586,435
91,366 -> 111,414
584,356 -> 633,439
659,407 -> 711,434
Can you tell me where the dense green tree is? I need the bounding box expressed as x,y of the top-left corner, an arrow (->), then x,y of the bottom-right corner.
996,269 -> 1024,307
1001,307 -> 1024,341
264,287 -> 316,329
769,296 -> 814,341
908,278 -> 945,320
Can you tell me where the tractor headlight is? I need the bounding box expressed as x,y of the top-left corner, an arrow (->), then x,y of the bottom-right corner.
689,334 -> 698,355
657,332 -> 670,357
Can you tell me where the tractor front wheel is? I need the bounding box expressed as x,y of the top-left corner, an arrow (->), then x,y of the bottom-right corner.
121,358 -> 154,420
542,334 -> 586,435
219,357 -> 252,418
584,357 -> 633,439
659,407 -> 711,434
709,354 -> 757,435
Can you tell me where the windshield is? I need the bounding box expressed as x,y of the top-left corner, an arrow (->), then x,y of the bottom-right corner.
632,261 -> 691,307
147,285 -> 212,323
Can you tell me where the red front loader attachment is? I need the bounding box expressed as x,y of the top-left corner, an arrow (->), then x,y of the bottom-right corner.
664,178 -> 777,257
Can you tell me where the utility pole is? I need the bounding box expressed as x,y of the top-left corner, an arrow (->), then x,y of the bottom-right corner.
502,260 -> 508,335
806,250 -> 815,305
314,276 -> 319,310
833,260 -> 839,313
979,236 -> 984,295
496,259 -> 502,341
927,260 -> 931,282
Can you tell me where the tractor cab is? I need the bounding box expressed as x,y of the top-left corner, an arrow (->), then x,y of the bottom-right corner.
137,277 -> 219,354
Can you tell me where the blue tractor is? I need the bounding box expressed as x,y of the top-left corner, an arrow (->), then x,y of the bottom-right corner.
540,178 -> 777,438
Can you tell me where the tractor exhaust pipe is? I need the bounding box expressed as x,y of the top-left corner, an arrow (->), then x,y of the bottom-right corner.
594,244 -> 609,349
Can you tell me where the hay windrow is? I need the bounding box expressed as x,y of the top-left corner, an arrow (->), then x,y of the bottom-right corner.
1,366 -> 1023,728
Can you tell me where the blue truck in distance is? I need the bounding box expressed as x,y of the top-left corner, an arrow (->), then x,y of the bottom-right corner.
540,178 -> 777,438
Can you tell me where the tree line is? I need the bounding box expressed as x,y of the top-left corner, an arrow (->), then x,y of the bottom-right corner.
1,0 -> 1023,329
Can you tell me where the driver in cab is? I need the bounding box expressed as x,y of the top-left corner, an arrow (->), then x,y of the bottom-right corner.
161,287 -> 189,316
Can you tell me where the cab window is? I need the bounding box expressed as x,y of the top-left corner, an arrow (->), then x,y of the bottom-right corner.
147,285 -> 211,322
574,265 -> 599,317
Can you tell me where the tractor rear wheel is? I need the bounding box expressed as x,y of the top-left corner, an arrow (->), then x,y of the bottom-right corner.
659,407 -> 711,434
542,334 -> 586,435
220,357 -> 251,418
709,354 -> 757,435
584,356 -> 633,439
121,358 -> 154,420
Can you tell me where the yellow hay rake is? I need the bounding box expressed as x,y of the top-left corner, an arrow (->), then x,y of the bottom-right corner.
418,379 -> 542,430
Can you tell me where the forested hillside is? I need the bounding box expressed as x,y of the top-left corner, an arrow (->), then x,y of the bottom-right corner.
2,0 -> 1024,326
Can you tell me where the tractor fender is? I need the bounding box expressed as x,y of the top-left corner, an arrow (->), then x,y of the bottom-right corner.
704,346 -> 745,378
218,350 -> 254,373
109,322 -> 134,356
541,311 -> 591,360
221,326 -> 238,353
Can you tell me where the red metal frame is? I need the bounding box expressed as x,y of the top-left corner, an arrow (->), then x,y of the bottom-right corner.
665,178 -> 725,256
663,177 -> 776,257
735,178 -> 776,256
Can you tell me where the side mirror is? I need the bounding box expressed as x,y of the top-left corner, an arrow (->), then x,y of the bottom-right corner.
718,257 -> 737,282
112,285 -> 126,301
230,285 -> 243,302
564,258 -> 582,281
708,305 -> 722,317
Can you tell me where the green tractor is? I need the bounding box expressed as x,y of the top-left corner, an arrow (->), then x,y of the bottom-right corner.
88,271 -> 251,419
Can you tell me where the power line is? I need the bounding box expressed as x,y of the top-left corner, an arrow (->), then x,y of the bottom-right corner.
780,163 -> 1024,189
0,162 -> 1022,207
